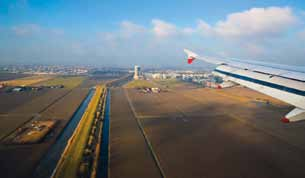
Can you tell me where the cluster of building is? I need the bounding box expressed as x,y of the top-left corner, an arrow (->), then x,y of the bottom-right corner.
3,85 -> 64,93
145,70 -> 236,89
0,65 -> 89,75
134,65 -> 236,89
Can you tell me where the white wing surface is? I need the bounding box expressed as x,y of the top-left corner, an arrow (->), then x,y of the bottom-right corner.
184,49 -> 305,122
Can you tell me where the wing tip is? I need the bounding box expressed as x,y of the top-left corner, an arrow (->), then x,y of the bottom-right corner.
184,49 -> 198,64
281,117 -> 290,123
188,57 -> 195,64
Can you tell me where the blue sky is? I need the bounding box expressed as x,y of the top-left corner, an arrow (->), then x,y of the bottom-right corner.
1,0 -> 305,67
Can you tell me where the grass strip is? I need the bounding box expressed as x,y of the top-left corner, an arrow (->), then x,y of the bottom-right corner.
53,86 -> 103,178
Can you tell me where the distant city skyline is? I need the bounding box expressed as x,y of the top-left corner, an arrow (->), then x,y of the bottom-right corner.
1,0 -> 305,67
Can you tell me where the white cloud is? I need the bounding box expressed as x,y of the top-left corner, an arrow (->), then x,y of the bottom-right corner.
119,21 -> 146,38
198,7 -> 297,39
12,24 -> 41,36
197,20 -> 213,36
182,28 -> 195,35
151,19 -> 179,38
151,19 -> 196,38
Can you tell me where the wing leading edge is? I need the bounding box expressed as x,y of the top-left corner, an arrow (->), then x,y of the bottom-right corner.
184,49 -> 305,123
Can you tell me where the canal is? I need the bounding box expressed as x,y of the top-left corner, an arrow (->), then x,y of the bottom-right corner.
33,89 -> 95,178
97,89 -> 111,178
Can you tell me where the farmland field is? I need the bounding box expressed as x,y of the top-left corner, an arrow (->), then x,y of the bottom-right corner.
124,79 -> 157,88
0,75 -> 97,178
0,89 -> 48,113
0,87 -> 91,178
0,89 -> 68,140
35,76 -> 85,89
121,85 -> 305,178
153,78 -> 198,90
1,75 -> 54,86
110,88 -> 161,178
0,73 -> 32,81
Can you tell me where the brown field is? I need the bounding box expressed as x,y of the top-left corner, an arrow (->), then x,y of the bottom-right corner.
0,77 -> 93,178
0,89 -> 68,140
123,79 -> 157,88
0,73 -> 32,81
109,80 -> 305,178
110,88 -> 161,178
1,75 -> 53,86
153,78 -> 198,90
34,76 -> 85,89
0,89 -> 48,113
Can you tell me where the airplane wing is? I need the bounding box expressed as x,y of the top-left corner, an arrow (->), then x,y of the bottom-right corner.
184,49 -> 305,123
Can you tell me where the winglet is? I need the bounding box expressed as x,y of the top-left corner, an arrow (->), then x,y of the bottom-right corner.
184,49 -> 198,64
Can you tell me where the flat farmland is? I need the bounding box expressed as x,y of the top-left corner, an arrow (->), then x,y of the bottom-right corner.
34,76 -> 85,89
124,86 -> 305,178
0,89 -> 68,140
124,79 -> 158,88
0,89 -> 48,113
153,78 -> 198,90
39,88 -> 89,120
0,87 -> 90,178
109,88 -> 161,178
0,76 -> 90,140
0,73 -> 31,81
1,75 -> 53,86
0,76 -> 93,178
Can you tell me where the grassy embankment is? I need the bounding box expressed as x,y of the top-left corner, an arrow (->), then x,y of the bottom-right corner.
124,79 -> 157,88
36,76 -> 85,89
53,85 -> 104,178
1,75 -> 54,86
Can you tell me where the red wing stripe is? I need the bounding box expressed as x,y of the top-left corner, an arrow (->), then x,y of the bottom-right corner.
188,58 -> 195,64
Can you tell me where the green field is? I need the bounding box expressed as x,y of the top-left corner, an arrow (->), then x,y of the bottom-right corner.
37,76 -> 85,89
124,79 -> 157,88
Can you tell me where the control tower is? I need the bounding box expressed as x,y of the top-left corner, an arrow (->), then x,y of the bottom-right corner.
134,65 -> 141,80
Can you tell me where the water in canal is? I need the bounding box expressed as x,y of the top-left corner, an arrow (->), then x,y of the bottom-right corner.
97,89 -> 111,178
33,89 -> 95,178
